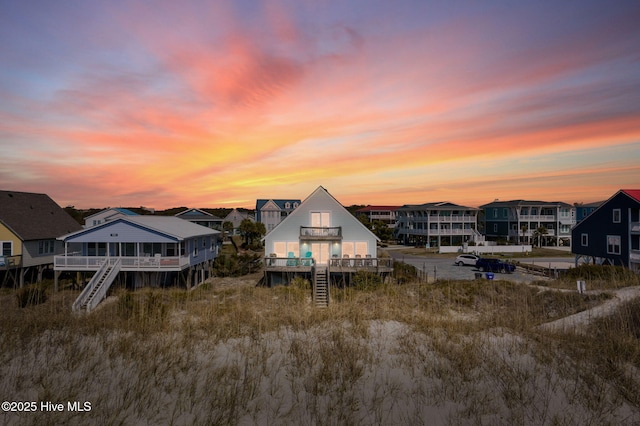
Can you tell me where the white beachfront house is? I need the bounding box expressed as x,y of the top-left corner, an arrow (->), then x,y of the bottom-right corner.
262,186 -> 393,303
54,216 -> 220,312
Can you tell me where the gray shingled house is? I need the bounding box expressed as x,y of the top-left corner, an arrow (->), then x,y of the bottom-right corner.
0,190 -> 82,287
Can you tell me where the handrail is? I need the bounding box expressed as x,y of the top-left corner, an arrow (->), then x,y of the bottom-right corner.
300,226 -> 342,238
72,259 -> 109,311
87,258 -> 121,313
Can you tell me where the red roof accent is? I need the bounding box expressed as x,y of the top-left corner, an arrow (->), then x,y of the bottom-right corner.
622,189 -> 640,202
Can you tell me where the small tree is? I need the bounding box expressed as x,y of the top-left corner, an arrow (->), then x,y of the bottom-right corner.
254,222 -> 266,240
371,220 -> 393,241
222,221 -> 234,236
238,219 -> 266,248
239,218 -> 255,246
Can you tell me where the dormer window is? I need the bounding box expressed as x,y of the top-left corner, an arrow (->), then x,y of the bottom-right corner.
285,202 -> 291,209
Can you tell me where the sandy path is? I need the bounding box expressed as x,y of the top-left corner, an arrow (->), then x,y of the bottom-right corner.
538,286 -> 640,333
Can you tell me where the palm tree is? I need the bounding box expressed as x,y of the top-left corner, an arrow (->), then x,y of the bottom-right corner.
520,224 -> 528,245
532,226 -> 548,247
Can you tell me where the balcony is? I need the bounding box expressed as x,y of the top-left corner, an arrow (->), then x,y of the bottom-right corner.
398,228 -> 476,236
263,255 -> 393,273
631,222 -> 640,234
519,215 -> 556,221
54,254 -> 191,271
509,229 -> 556,237
300,226 -> 342,240
0,255 -> 21,269
264,255 -> 315,272
427,215 -> 477,222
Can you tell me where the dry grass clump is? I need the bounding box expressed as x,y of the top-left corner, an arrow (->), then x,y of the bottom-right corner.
552,264 -> 640,290
1,274 -> 639,425
545,296 -> 640,408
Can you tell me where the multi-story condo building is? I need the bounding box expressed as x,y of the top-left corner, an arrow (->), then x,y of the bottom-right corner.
394,202 -> 480,247
354,206 -> 401,227
480,200 -> 575,246
574,201 -> 603,223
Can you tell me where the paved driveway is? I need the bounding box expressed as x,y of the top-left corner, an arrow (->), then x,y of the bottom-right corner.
384,249 -> 552,284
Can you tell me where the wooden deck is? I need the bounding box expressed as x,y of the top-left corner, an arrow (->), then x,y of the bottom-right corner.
263,256 -> 393,273
54,254 -> 192,271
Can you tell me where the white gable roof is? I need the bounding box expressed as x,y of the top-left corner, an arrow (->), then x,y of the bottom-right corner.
175,208 -> 215,218
265,186 -> 379,241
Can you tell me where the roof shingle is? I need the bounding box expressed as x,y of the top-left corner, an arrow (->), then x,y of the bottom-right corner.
0,190 -> 82,240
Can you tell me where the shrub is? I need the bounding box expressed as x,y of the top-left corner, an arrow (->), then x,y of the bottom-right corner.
291,276 -> 310,290
16,284 -> 47,308
213,253 -> 262,277
352,271 -> 383,290
237,252 -> 262,274
563,264 -> 638,282
392,261 -> 417,284
213,254 -> 240,277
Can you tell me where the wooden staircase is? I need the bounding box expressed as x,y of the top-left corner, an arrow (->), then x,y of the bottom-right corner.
73,258 -> 121,313
313,267 -> 329,308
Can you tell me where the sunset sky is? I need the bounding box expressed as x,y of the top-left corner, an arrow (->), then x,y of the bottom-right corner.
1,1 -> 639,209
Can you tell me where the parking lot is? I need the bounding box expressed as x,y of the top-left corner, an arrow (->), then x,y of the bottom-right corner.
384,247 -> 574,284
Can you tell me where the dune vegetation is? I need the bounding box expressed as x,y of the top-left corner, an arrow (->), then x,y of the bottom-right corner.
1,266 -> 639,425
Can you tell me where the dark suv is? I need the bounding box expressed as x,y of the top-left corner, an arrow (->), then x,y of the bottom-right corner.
475,258 -> 515,273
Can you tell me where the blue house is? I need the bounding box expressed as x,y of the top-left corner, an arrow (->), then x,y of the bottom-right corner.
480,199 -> 575,246
574,201 -> 603,223
175,208 -> 224,230
55,216 -> 220,312
571,189 -> 640,271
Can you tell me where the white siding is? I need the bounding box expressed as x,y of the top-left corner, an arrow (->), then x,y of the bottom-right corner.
264,187 -> 378,258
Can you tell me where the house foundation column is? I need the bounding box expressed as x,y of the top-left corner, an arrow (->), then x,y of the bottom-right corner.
54,270 -> 61,292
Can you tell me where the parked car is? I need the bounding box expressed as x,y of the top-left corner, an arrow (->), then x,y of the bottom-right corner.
475,258 -> 516,273
455,254 -> 480,266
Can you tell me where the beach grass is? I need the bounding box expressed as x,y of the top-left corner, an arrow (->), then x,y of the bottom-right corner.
1,272 -> 639,425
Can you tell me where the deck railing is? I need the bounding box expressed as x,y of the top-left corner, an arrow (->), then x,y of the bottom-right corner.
0,255 -> 21,269
300,226 -> 342,238
264,256 -> 316,268
55,254 -> 190,270
263,256 -> 393,270
328,257 -> 393,269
